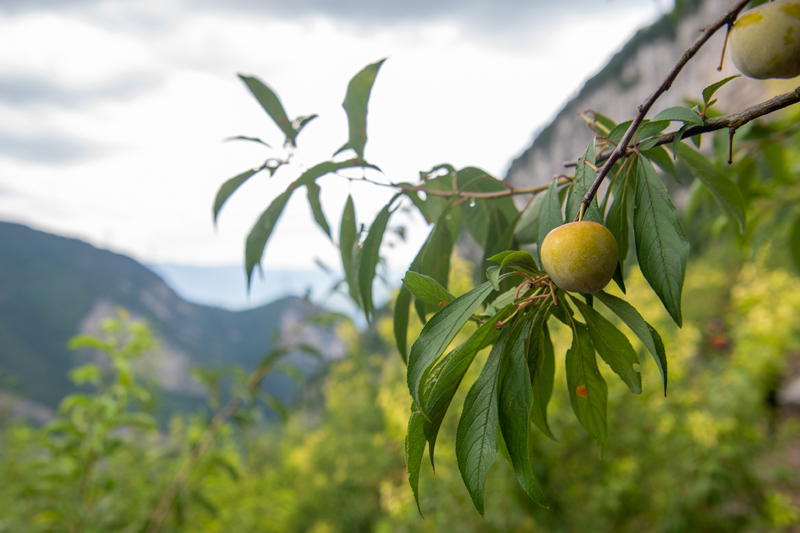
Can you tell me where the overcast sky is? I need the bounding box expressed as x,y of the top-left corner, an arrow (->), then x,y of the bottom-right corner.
0,0 -> 671,270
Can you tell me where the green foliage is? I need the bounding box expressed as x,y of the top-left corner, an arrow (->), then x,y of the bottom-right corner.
2,254 -> 800,531
206,2 -> 800,516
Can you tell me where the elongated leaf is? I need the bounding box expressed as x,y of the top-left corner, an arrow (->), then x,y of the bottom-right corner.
394,287 -> 412,362
67,335 -> 113,353
423,312 -> 506,468
224,135 -> 271,147
359,200 -> 395,320
245,185 -> 295,289
595,290 -> 668,395
672,124 -> 691,158
238,75 -> 297,145
486,265 -> 501,291
488,250 -> 538,271
635,120 -> 670,141
407,281 -> 497,410
566,141 -> 603,223
634,157 -> 689,327
457,168 -> 519,249
676,143 -> 746,233
565,322 -> 608,454
608,120 -> 633,145
456,329 -> 509,517
339,195 -> 359,305
537,179 -> 564,264
605,161 -> 633,265
702,75 -> 740,106
642,145 -> 676,178
406,409 -> 426,516
306,182 -> 331,238
335,58 -> 386,159
574,299 -> 641,394
402,271 -> 454,307
528,317 -> 556,440
297,159 -> 378,187
652,106 -> 703,126
292,114 -> 318,133
213,169 -> 258,224
413,209 -> 457,322
499,324 -> 548,508
514,192 -> 545,244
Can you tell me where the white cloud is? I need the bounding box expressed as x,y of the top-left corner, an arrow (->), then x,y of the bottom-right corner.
0,4 -> 662,270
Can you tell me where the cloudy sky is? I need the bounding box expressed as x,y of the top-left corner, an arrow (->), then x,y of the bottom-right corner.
0,0 -> 671,271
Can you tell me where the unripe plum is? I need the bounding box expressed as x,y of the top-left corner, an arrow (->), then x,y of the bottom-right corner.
540,221 -> 618,294
728,0 -> 800,80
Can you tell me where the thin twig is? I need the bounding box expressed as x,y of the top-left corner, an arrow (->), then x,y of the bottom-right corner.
575,0 -> 753,220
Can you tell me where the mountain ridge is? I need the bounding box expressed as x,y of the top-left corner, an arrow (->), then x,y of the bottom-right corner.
0,221 -> 344,415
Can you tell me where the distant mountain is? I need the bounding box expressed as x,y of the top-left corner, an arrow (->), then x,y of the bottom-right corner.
0,221 -> 345,417
505,0 -> 767,192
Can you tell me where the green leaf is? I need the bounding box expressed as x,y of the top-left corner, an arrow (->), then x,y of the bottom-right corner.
422,311 -> 506,469
305,182 -> 331,238
676,143 -> 746,233
514,193 -> 545,244
486,265 -> 501,291
642,145 -> 676,177
537,179 -> 564,264
358,199 -> 396,320
297,159 -> 378,187
335,58 -> 386,159
67,335 -> 112,353
574,299 -> 641,394
412,209 -> 458,323
635,120 -> 670,142
245,184 -> 296,289
455,328 -> 509,517
488,250 -> 538,271
456,168 -> 519,259
394,287 -> 412,362
292,114 -> 318,134
213,169 -> 258,224
566,141 -> 603,223
499,325 -> 549,508
402,271 -> 455,307
605,162 -> 633,266
634,157 -> 689,327
238,75 -> 298,145
407,281 -> 497,411
595,290 -> 668,395
671,124 -> 691,158
652,106 -> 703,126
406,409 -> 426,516
612,262 -> 626,294
565,322 -> 608,454
792,214 -> 800,275
528,317 -> 556,440
339,195 -> 359,306
608,120 -> 633,145
224,135 -> 271,147
702,75 -> 740,106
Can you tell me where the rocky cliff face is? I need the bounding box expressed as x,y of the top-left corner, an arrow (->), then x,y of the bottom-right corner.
505,0 -> 775,192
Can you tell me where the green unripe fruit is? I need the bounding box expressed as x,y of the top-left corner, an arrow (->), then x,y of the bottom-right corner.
728,0 -> 800,80
540,221 -> 618,294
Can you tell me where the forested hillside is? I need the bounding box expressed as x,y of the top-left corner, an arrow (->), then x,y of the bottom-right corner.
0,221 -> 342,414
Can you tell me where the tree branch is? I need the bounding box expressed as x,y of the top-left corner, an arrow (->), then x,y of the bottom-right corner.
576,0 -> 753,220
564,86 -> 800,168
